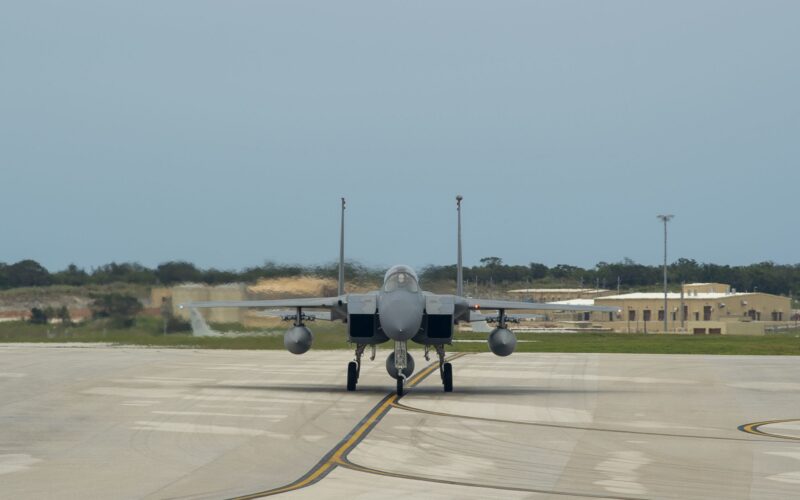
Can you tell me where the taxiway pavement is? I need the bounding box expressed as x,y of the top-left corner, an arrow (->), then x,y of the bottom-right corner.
1,345 -> 798,499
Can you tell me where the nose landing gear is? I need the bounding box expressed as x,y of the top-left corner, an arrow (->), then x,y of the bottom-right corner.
386,341 -> 414,397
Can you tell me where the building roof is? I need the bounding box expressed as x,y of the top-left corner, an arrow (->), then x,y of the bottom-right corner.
597,292 -> 752,301
550,299 -> 597,306
508,288 -> 609,293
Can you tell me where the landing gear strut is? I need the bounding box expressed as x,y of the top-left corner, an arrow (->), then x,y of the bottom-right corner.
435,345 -> 453,392
347,344 -> 366,392
393,340 -> 409,397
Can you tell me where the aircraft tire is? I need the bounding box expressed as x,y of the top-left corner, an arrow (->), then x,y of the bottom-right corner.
396,377 -> 404,397
347,361 -> 358,391
443,362 -> 453,392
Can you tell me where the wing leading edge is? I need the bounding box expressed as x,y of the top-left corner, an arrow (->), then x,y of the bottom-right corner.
180,296 -> 345,310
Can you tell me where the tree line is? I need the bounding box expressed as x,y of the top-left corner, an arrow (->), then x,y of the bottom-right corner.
0,260 -> 383,289
420,257 -> 799,296
1,257 -> 799,297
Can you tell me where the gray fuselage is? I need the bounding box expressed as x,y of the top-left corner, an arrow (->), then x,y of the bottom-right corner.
376,265 -> 425,341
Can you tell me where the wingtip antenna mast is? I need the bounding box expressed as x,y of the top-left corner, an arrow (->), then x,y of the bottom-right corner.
456,195 -> 464,297
338,197 -> 346,297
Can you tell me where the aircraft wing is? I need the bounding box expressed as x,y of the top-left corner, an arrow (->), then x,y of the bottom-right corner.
466,311 -> 538,320
466,299 -> 618,313
181,297 -> 344,310
254,309 -> 333,321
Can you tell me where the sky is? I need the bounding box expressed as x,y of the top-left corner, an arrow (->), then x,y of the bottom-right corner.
1,1 -> 798,272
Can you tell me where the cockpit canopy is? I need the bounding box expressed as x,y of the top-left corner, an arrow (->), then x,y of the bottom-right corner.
383,265 -> 419,293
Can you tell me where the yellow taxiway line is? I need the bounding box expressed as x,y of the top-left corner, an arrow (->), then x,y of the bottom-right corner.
738,419 -> 800,441
229,353 -> 466,499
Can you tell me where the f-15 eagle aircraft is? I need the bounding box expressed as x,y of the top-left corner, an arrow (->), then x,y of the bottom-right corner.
183,196 -> 618,396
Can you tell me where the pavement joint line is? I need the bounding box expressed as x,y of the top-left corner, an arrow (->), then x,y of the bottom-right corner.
391,401 -> 776,443
738,419 -> 800,441
227,352 -> 467,499
337,458 -> 650,500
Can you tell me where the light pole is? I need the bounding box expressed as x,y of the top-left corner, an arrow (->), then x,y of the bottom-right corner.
657,214 -> 674,333
456,195 -> 463,297
338,198 -> 346,296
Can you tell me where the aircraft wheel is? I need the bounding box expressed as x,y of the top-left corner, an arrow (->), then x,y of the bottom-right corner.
396,377 -> 404,397
347,361 -> 358,391
443,362 -> 453,392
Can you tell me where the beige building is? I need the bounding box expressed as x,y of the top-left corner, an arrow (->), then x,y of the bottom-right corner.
586,283 -> 791,334
154,283 -> 248,324
545,283 -> 791,334
152,278 -> 337,329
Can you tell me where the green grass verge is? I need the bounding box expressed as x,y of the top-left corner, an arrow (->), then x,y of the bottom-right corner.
453,331 -> 800,355
0,317 -> 350,350
1,319 -> 799,355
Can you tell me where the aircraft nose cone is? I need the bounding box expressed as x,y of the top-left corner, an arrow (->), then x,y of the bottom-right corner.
379,294 -> 423,341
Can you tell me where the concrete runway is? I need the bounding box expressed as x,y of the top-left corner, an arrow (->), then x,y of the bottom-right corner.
1,345 -> 799,499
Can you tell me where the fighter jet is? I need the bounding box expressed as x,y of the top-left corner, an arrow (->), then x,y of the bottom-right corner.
183,196 -> 618,396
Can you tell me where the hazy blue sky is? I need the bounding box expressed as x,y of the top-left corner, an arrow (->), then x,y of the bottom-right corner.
2,1 -> 798,272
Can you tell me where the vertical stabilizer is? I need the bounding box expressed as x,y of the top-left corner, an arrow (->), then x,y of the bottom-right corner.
456,195 -> 463,296
338,197 -> 346,296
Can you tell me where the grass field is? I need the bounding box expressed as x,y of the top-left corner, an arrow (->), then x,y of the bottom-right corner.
1,319 -> 799,355
453,330 -> 800,355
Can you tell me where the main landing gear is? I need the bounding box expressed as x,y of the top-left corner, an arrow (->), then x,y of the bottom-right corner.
442,362 -> 453,392
349,343 -> 454,394
347,344 -> 372,392
346,361 -> 358,391
428,345 -> 453,392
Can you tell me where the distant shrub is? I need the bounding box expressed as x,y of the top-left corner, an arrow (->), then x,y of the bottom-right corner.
90,293 -> 143,328
29,307 -> 48,324
57,306 -> 72,326
165,316 -> 192,333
